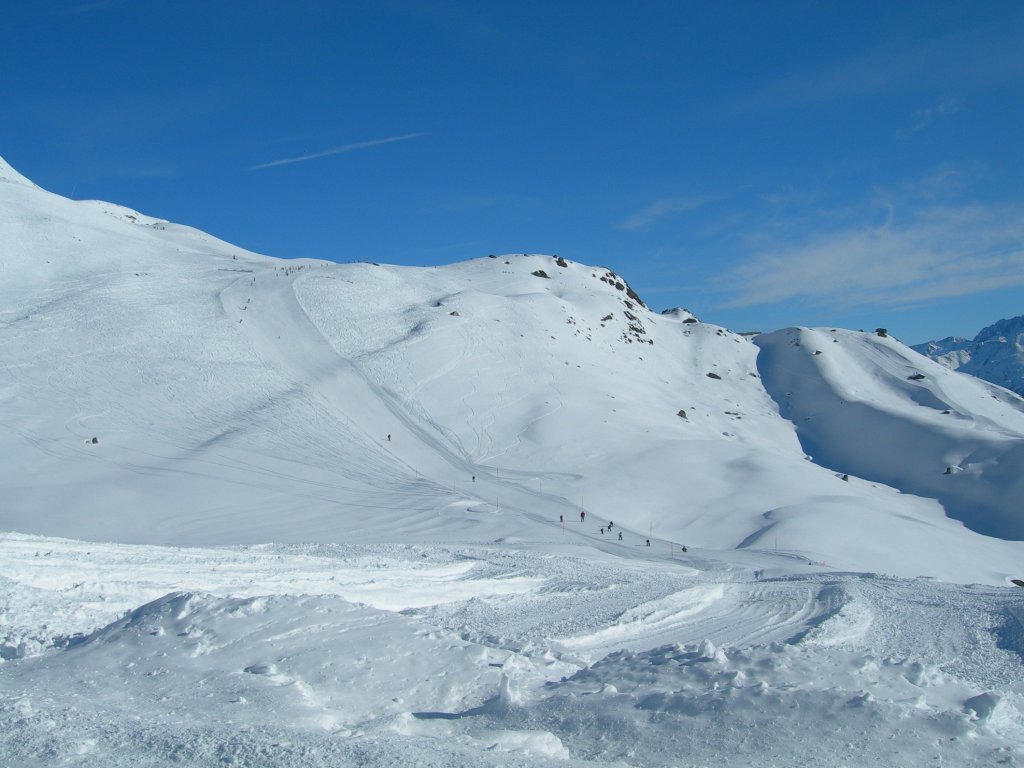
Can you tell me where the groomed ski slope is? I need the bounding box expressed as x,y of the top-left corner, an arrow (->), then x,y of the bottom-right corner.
2,156 -> 1024,765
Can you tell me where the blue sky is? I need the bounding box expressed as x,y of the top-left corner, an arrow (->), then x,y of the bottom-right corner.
3,1 -> 1022,343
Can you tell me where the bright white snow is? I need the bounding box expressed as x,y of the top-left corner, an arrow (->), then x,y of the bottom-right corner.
2,157 -> 1023,766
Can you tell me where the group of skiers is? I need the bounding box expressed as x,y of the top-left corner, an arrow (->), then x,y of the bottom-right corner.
383,435 -> 685,553
555,511 -> 686,551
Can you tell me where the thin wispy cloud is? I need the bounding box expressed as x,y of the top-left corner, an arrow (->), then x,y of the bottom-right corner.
619,196 -> 715,231
907,97 -> 962,134
731,45 -> 928,112
727,16 -> 1024,114
250,133 -> 426,170
719,199 -> 1024,309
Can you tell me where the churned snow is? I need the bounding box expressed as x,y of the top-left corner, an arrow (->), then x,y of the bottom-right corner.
1,157 -> 1023,766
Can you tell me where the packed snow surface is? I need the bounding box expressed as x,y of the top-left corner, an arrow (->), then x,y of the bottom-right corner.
2,156 -> 1024,765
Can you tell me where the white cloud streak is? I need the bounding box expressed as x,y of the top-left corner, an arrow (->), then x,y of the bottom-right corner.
908,97 -> 962,133
250,133 -> 426,170
619,197 -> 715,231
720,202 -> 1024,309
727,16 -> 1024,114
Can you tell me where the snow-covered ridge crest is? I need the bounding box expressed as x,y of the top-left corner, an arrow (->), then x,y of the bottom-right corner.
75,199 -> 169,227
0,155 -> 40,188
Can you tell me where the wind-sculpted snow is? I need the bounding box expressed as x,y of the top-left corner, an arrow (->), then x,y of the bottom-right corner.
1,533 -> 1022,766
755,327 -> 1024,539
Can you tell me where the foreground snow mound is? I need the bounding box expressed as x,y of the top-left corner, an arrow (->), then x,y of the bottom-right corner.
0,156 -> 40,188
755,328 -> 1024,539
914,315 -> 1024,397
2,535 -> 1022,767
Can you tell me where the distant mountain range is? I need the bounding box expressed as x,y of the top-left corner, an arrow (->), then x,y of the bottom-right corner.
912,316 -> 1024,397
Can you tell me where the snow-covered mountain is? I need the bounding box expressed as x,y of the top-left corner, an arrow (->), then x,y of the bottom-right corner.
913,316 -> 1024,397
2,157 -> 1023,766
1,155 -> 1021,575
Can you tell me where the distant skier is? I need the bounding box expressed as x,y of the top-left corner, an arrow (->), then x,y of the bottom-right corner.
608,521 -> 613,530
645,539 -> 650,547
618,531 -> 623,541
387,434 -> 391,442
472,475 -> 475,483
559,514 -> 564,524
600,527 -> 605,535
580,511 -> 585,523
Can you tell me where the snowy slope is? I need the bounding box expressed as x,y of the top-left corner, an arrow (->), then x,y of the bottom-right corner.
3,157 -> 1024,766
755,327 -> 1024,540
913,315 -> 1024,397
2,156 -> 1023,578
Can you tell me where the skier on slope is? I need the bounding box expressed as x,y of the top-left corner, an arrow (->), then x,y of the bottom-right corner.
580,510 -> 585,523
